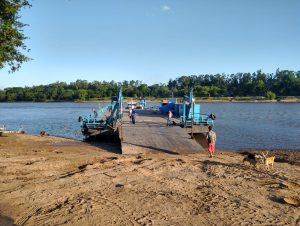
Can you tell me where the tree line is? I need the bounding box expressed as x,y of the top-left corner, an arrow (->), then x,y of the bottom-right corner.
0,70 -> 299,102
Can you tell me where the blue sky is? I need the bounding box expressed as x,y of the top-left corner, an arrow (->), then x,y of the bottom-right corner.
0,0 -> 299,88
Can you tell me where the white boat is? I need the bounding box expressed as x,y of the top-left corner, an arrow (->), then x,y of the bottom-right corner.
0,125 -> 6,131
0,125 -> 24,135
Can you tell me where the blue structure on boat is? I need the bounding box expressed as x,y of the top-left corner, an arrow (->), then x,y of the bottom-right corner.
159,89 -> 215,128
79,88 -> 123,138
159,102 -> 175,114
179,89 -> 215,128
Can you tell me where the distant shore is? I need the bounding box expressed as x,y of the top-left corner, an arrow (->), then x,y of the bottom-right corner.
1,97 -> 299,103
77,97 -> 300,103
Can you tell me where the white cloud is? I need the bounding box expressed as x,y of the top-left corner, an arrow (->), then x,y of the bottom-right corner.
161,5 -> 171,12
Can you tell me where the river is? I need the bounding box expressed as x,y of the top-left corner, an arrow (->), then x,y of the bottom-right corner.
0,102 -> 299,150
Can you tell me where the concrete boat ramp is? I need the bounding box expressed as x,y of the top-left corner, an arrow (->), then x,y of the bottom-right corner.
120,109 -> 205,154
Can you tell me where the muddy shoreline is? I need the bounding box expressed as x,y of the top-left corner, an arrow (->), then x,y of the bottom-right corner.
0,134 -> 299,225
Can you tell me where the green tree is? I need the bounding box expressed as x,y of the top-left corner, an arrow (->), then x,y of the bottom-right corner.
149,84 -> 160,98
60,89 -> 73,101
137,83 -> 149,97
0,70 -> 299,102
266,91 -> 276,100
295,73 -> 300,95
194,85 -> 210,97
75,89 -> 87,100
23,90 -> 34,101
253,70 -> 267,96
87,89 -> 96,99
0,0 -> 31,72
70,80 -> 89,90
158,85 -> 171,97
274,70 -> 296,96
6,92 -> 17,101
254,79 -> 266,96
209,86 -> 221,97
0,90 -> 6,101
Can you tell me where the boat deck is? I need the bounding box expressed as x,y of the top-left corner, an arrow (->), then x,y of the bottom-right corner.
120,109 -> 205,154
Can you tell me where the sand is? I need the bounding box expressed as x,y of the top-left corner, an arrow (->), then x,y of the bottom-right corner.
0,134 -> 299,226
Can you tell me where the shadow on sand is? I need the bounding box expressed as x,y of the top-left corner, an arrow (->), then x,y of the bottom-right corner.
0,214 -> 15,226
83,134 -> 122,154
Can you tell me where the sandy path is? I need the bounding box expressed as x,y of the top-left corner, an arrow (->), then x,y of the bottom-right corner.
0,134 -> 299,226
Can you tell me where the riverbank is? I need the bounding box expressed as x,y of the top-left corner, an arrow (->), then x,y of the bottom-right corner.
79,97 -> 300,103
1,97 -> 300,103
0,134 -> 299,225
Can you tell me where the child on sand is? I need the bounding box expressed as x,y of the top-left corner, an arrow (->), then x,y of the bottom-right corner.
206,125 -> 216,158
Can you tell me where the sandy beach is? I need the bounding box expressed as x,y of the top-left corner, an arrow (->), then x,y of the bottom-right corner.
0,134 -> 299,226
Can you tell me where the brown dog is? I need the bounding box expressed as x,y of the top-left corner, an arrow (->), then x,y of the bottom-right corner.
261,152 -> 275,169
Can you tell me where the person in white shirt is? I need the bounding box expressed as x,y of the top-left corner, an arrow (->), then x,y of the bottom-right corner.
129,108 -> 133,119
206,126 -> 217,158
167,110 -> 173,126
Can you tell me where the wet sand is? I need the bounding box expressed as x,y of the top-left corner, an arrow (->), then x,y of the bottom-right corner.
0,134 -> 299,225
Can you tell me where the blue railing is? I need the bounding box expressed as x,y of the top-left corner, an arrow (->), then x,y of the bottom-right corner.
180,114 -> 214,126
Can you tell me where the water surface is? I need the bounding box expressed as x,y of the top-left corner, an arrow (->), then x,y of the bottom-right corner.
0,102 -> 299,150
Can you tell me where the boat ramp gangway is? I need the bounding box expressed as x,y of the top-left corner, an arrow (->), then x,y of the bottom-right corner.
120,109 -> 207,155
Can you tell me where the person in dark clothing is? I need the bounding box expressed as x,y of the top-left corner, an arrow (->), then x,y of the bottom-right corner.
131,110 -> 136,124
